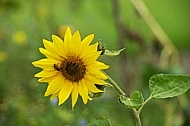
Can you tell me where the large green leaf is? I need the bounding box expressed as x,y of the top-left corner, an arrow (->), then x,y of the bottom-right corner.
149,74 -> 190,98
119,91 -> 144,109
88,117 -> 112,126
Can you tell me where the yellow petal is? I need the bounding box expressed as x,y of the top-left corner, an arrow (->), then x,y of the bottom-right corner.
84,79 -> 103,93
81,34 -> 94,47
64,27 -> 72,43
52,35 -> 67,58
71,83 -> 79,108
86,69 -> 108,79
32,59 -> 54,70
84,51 -> 101,64
87,42 -> 98,52
78,80 -> 88,104
88,61 -> 109,70
43,39 -> 58,56
51,91 -> 59,100
39,48 -> 61,61
80,42 -> 98,59
52,34 -> 63,43
34,70 -> 58,78
70,31 -> 81,55
38,77 -> 54,82
88,96 -> 92,101
58,80 -> 73,105
44,74 -> 64,96
85,74 -> 107,85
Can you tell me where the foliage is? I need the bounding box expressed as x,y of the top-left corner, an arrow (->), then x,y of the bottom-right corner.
119,91 -> 144,109
0,0 -> 190,126
149,74 -> 190,98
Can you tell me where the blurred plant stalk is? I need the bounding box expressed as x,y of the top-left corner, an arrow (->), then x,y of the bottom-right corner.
130,0 -> 180,69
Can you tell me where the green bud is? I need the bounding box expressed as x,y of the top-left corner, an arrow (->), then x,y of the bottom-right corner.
97,40 -> 106,55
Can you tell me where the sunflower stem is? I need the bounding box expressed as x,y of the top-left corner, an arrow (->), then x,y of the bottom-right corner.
104,72 -> 126,96
104,72 -> 142,126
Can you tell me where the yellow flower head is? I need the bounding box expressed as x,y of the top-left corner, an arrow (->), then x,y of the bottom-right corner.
32,27 -> 109,108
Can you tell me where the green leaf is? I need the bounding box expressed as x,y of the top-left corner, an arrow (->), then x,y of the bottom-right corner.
119,91 -> 144,109
97,40 -> 125,56
104,48 -> 125,57
88,117 -> 112,126
149,74 -> 190,98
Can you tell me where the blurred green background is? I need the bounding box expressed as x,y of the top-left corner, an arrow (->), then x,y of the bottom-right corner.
0,0 -> 190,125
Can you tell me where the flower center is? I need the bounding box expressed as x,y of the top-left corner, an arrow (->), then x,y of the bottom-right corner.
60,56 -> 86,82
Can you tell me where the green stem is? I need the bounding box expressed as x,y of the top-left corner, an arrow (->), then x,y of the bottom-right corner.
104,72 -> 142,126
132,108 -> 142,126
105,72 -> 126,96
138,96 -> 152,114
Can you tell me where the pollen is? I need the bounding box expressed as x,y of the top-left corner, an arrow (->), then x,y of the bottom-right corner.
61,56 -> 86,82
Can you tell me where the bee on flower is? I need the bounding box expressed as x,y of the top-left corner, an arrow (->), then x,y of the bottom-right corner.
32,27 -> 109,108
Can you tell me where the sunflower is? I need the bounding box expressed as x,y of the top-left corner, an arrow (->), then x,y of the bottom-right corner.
32,27 -> 109,108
